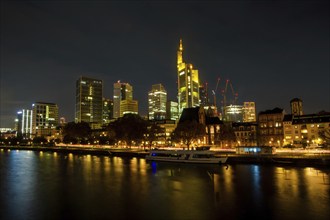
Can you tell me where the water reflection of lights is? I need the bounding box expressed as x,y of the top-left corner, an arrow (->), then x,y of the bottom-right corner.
251,165 -> 260,185
113,157 -> 123,163
151,161 -> 157,174
86,154 -> 91,160
130,158 -> 147,175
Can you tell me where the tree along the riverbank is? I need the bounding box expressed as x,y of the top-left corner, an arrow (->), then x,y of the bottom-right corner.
171,120 -> 206,150
107,114 -> 148,147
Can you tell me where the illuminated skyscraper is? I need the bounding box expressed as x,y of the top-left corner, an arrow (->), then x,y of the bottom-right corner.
113,81 -> 137,118
16,109 -> 33,138
166,101 -> 179,121
224,104 -> 243,122
177,39 -> 200,115
120,99 -> 138,117
199,82 -> 209,106
148,84 -> 167,120
75,76 -> 103,127
103,98 -> 113,124
32,102 -> 59,137
243,102 -> 256,122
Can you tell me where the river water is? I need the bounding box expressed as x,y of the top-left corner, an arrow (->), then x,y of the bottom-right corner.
0,149 -> 329,220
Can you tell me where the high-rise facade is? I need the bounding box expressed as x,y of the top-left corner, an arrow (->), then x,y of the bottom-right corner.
224,104 -> 243,122
103,98 -> 113,124
199,82 -> 209,107
243,102 -> 256,122
166,101 -> 179,121
75,76 -> 103,126
120,99 -> 138,117
148,84 -> 167,120
113,81 -> 137,118
32,102 -> 59,137
16,109 -> 33,138
177,39 -> 200,115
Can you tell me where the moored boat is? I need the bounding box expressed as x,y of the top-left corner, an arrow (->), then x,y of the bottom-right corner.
145,149 -> 227,164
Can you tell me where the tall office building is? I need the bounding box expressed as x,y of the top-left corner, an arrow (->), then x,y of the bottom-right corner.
103,98 -> 113,124
148,84 -> 167,120
120,99 -> 138,117
199,82 -> 209,106
224,104 -> 243,122
243,102 -> 256,122
290,98 -> 303,116
177,39 -> 200,115
16,109 -> 33,138
75,76 -> 103,126
32,102 -> 59,137
113,81 -> 136,118
166,101 -> 179,121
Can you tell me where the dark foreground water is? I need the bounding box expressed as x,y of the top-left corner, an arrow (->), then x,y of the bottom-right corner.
0,150 -> 329,220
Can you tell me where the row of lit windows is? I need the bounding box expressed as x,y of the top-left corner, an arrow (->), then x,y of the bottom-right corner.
260,130 -> 283,135
235,132 -> 251,137
260,122 -> 283,128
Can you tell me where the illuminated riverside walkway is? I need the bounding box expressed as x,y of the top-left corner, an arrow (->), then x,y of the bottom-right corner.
1,145 -> 330,167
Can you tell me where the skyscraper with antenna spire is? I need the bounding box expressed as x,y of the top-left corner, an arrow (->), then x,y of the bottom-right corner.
177,39 -> 200,115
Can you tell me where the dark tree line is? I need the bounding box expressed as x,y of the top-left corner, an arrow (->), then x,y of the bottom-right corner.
62,121 -> 92,144
171,120 -> 206,149
61,114 -> 165,147
107,114 -> 148,147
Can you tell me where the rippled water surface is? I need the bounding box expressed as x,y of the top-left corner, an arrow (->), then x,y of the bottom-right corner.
1,150 -> 329,220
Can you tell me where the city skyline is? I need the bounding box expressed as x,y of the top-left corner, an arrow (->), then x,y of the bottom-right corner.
1,0 -> 329,128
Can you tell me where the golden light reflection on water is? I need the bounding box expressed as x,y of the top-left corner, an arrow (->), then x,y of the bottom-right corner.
130,158 -> 148,175
1,151 -> 330,220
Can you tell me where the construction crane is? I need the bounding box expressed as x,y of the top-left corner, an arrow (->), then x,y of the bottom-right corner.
204,81 -> 209,105
211,77 -> 220,108
222,79 -> 230,110
229,81 -> 238,105
222,79 -> 239,108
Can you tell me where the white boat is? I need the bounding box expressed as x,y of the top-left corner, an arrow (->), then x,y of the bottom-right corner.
145,149 -> 227,164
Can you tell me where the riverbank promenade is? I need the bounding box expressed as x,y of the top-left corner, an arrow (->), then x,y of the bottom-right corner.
1,145 -> 330,167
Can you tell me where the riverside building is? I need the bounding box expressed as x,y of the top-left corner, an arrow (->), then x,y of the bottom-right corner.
15,109 -> 33,138
258,107 -> 285,147
75,76 -> 103,128
32,102 -> 59,137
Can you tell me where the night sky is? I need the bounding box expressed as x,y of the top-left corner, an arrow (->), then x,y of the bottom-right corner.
1,0 -> 329,128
